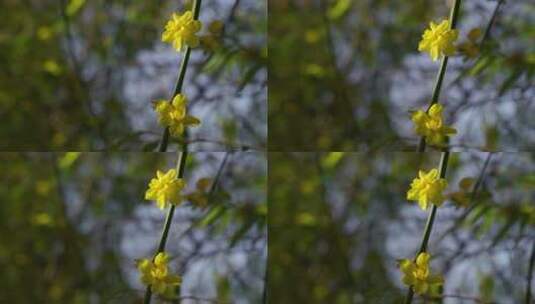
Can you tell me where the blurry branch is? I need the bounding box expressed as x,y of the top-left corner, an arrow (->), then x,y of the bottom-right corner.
207,152 -> 230,202
314,154 -> 357,294
527,241 -> 535,304
318,1 -> 355,137
480,0 -> 505,45
57,0 -> 109,147
58,0 -> 83,86
436,152 -> 493,244
144,150 -> 188,303
165,295 -> 226,303
423,293 -> 497,303
446,0 -> 505,91
263,268 -> 267,304
158,0 -> 203,152
181,138 -> 261,152
226,0 -> 241,24
173,152 -> 232,248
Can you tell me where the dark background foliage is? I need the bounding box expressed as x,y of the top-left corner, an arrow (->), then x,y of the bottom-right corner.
0,152 -> 266,303
0,0 -> 266,151
268,152 -> 534,303
268,0 -> 534,151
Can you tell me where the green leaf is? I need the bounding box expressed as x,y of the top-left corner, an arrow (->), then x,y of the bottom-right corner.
66,0 -> 86,16
321,152 -> 344,169
469,56 -> 492,76
198,205 -> 226,227
58,152 -> 81,169
328,0 -> 352,20
478,274 -> 494,302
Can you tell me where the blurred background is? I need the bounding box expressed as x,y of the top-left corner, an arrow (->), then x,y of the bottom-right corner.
0,152 -> 266,303
269,0 -> 534,151
268,152 -> 534,303
0,0 -> 266,151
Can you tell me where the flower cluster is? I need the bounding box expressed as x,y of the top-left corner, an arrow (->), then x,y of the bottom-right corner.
399,252 -> 443,295
145,169 -> 185,209
154,94 -> 201,138
138,252 -> 181,295
411,104 -> 456,146
407,168 -> 448,210
162,11 -> 202,52
418,20 -> 459,61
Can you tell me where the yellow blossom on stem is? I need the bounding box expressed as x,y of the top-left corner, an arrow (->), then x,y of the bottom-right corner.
145,169 -> 185,209
162,11 -> 202,52
399,252 -> 443,296
138,252 -> 181,295
418,20 -> 459,61
407,169 -> 448,210
154,94 -> 201,138
411,103 -> 456,146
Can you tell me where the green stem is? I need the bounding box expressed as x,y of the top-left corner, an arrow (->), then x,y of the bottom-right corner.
158,0 -> 203,152
404,151 -> 450,304
144,149 -> 189,303
417,0 -> 462,152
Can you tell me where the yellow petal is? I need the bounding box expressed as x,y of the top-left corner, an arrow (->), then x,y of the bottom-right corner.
154,252 -> 168,266
416,252 -> 430,267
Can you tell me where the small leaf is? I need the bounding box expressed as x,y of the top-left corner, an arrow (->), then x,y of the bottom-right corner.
459,177 -> 475,191
58,152 -> 81,169
321,152 -> 344,169
198,205 -> 225,227
327,0 -> 352,20
66,0 -> 86,16
196,177 -> 213,192
469,56 -> 492,76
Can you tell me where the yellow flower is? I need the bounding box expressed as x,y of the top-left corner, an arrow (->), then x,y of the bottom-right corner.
162,11 -> 202,52
418,20 -> 459,61
411,103 -> 456,146
154,94 -> 201,138
138,252 -> 181,295
43,60 -> 62,76
145,169 -> 185,209
407,169 -> 448,210
399,252 -> 443,295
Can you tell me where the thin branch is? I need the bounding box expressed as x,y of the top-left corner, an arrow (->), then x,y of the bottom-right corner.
527,241 -> 535,304
417,0 -> 462,152
144,149 -> 189,304
423,293 -> 497,303
158,0 -> 203,152
406,1 -> 462,302
436,152 -> 493,244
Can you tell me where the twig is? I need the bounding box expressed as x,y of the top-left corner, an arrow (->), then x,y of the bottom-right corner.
158,0 -> 203,152
423,293 -> 497,303
406,1 -> 462,302
527,241 -> 535,304
144,149 -> 189,304
417,0 -> 462,152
